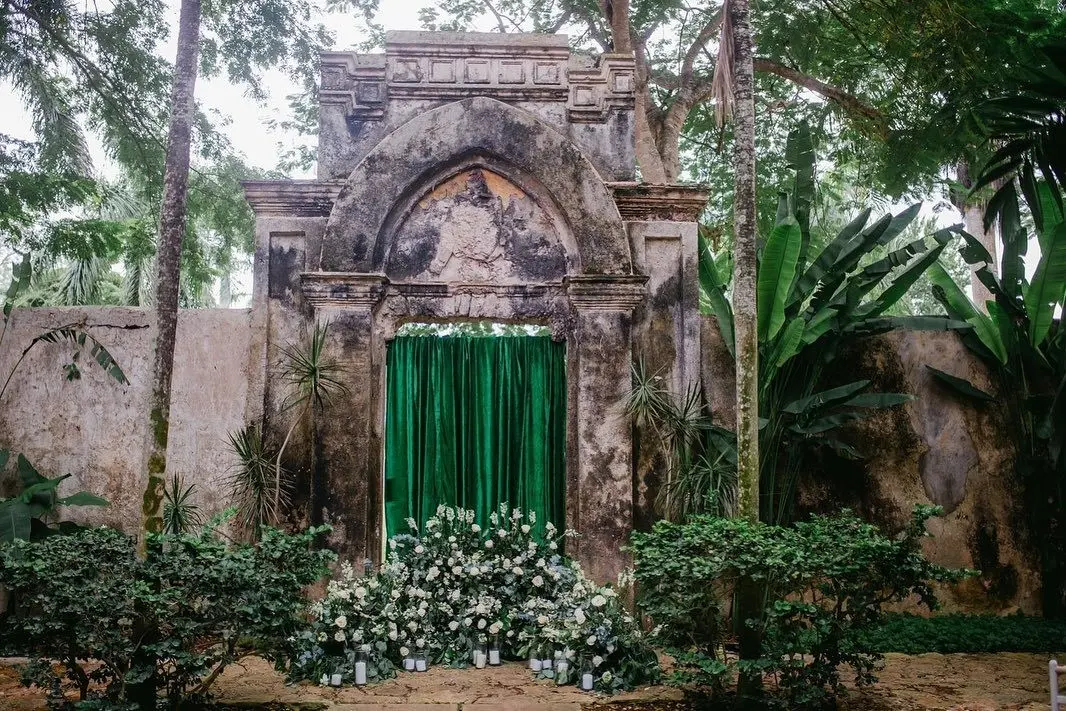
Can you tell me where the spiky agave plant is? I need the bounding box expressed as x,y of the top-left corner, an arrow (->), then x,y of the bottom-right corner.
162,473 -> 203,535
275,320 -> 348,525
226,423 -> 286,538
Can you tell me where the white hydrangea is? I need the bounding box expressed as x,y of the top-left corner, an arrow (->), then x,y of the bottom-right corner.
591,594 -> 607,608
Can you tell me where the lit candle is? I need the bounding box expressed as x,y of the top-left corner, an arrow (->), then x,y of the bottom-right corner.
475,650 -> 487,669
354,661 -> 367,685
581,672 -> 594,691
488,648 -> 501,665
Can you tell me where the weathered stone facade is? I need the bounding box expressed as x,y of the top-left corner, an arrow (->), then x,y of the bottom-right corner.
0,31 -> 1041,610
243,32 -> 706,584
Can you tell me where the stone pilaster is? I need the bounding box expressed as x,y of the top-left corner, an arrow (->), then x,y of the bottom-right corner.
567,275 -> 646,585
301,273 -> 389,563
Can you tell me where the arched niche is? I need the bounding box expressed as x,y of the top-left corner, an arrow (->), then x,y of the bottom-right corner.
318,96 -> 632,277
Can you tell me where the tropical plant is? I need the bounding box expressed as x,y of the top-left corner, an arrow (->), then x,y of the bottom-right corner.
628,505 -> 971,705
226,423 -> 287,539
276,320 -> 348,525
927,112 -> 1065,614
699,123 -> 964,524
161,474 -> 203,535
0,452 -> 108,543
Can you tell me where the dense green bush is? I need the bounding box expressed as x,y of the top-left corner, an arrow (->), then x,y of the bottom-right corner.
861,613 -> 1066,654
628,505 -> 971,705
0,522 -> 333,710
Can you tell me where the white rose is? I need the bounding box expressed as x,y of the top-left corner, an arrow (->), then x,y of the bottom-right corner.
414,545 -> 425,554
472,524 -> 481,533
388,630 -> 398,640
416,638 -> 426,648
452,566 -> 462,575
334,630 -> 346,642
354,587 -> 367,599
489,621 -> 502,634
449,620 -> 459,631
477,619 -> 487,630
464,617 -> 473,627
586,635 -> 597,646
407,621 -> 418,631
593,655 -> 604,667
591,595 -> 607,608
521,524 -> 530,534
400,646 -> 410,657
537,615 -> 549,625
532,575 -> 544,587
574,608 -> 586,624
335,615 -> 348,629
485,540 -> 494,549
512,567 -> 523,576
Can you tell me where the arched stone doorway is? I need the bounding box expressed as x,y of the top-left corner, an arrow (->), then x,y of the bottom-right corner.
243,31 -> 707,584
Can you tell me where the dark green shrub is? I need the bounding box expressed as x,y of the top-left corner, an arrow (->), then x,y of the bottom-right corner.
0,524 -> 334,709
629,505 -> 971,705
861,613 -> 1066,654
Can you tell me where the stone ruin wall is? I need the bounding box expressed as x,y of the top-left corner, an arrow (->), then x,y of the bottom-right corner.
0,306 -> 1038,613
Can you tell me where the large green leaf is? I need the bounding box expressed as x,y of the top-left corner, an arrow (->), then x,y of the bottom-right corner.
840,393 -> 915,409
790,208 -> 872,310
758,217 -> 803,341
927,366 -> 996,402
790,409 -> 889,435
698,227 -> 735,358
58,491 -> 109,507
771,317 -> 806,368
1025,220 -> 1066,347
783,380 -> 870,415
928,262 -> 1008,364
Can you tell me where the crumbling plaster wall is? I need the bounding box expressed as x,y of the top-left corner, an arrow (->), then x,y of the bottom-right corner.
702,317 -> 1039,613
0,307 -> 253,530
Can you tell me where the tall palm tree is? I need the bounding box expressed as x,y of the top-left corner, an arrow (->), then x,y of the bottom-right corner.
141,0 -> 202,540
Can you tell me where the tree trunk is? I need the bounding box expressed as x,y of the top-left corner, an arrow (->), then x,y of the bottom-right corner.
140,0 -> 202,541
730,0 -> 758,525
953,162 -> 998,312
728,0 -> 764,699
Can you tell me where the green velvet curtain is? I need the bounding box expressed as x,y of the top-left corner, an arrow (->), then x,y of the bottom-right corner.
384,335 -> 566,539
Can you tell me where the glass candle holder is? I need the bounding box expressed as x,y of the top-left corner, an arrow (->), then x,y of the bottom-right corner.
354,645 -> 369,686
529,651 -> 542,672
403,654 -> 415,671
474,642 -> 488,669
580,661 -> 594,691
415,651 -> 428,672
488,635 -> 501,666
540,650 -> 553,672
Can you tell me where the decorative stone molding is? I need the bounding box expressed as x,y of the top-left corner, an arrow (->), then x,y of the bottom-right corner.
243,180 -> 344,217
567,54 -> 637,123
608,183 -> 710,222
301,272 -> 388,308
566,275 -> 647,310
319,32 -> 636,125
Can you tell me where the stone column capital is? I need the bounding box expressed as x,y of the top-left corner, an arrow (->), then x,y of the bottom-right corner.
566,274 -> 647,311
301,272 -> 389,309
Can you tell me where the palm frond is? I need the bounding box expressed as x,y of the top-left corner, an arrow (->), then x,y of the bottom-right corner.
162,474 -> 204,534
227,423 -> 288,540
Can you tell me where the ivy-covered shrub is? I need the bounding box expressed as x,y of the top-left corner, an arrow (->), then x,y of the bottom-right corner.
628,505 -> 971,705
0,522 -> 333,709
289,504 -> 660,693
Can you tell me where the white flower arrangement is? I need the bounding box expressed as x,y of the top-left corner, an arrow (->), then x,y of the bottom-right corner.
288,504 -> 659,692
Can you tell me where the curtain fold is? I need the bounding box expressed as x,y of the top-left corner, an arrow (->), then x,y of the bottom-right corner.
384,335 -> 566,539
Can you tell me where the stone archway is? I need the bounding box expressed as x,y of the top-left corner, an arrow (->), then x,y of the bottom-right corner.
244,31 -> 706,585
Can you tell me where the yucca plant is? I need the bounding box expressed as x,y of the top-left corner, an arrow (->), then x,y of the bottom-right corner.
226,423 -> 286,539
275,320 -> 348,525
161,474 -> 203,535
626,360 -> 737,520
699,123 -> 968,524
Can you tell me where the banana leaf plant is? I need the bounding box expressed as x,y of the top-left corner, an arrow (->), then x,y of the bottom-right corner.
0,451 -> 109,542
927,170 -> 1065,612
700,123 -> 969,524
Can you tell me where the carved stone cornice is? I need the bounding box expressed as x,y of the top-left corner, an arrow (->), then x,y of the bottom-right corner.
301,273 -> 388,308
566,275 -> 647,310
608,183 -> 710,223
243,180 -> 344,217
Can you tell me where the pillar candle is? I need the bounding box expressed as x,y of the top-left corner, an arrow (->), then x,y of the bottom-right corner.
354,661 -> 367,685
581,672 -> 594,691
